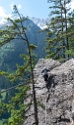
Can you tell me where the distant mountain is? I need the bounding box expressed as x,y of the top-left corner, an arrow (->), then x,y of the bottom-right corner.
30,17 -> 50,29
0,18 -> 46,72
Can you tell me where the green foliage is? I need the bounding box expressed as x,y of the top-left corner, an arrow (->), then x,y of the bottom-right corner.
68,10 -> 74,56
0,16 -> 46,75
0,5 -> 38,125
29,43 -> 37,50
4,85 -> 31,125
0,71 -> 7,75
0,90 -> 6,100
46,0 -> 74,61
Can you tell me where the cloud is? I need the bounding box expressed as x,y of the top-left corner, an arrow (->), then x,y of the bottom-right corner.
0,7 -> 8,18
0,6 -> 11,24
17,4 -> 21,10
70,0 -> 74,11
0,3 -> 22,25
10,3 -> 14,10
66,0 -> 74,14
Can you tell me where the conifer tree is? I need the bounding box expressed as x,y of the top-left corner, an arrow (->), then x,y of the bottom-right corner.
46,0 -> 73,61
67,10 -> 74,57
0,5 -> 38,125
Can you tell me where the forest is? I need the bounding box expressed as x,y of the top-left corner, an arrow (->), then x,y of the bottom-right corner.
0,0 -> 74,125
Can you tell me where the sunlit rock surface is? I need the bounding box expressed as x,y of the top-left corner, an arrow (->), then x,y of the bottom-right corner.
24,58 -> 74,125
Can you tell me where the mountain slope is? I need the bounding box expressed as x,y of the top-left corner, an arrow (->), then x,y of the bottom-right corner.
0,19 -> 46,71
30,17 -> 50,29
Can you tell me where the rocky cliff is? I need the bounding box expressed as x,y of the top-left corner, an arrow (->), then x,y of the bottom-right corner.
24,58 -> 74,125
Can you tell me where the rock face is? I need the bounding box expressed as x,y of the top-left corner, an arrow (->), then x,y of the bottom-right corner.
24,58 -> 74,125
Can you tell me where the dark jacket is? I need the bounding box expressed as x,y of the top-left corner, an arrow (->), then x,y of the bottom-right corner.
41,68 -> 49,81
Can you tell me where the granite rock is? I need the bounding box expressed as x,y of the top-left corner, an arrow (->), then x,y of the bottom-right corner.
24,58 -> 74,125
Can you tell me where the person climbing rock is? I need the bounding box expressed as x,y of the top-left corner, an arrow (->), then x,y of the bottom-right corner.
41,67 -> 49,89
41,68 -> 55,90
41,68 -> 49,81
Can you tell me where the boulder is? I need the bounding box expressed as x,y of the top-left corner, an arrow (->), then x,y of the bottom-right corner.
24,58 -> 74,125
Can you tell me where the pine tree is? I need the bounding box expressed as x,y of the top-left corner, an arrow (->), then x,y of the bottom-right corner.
0,5 -> 39,125
46,0 -> 73,62
67,10 -> 74,57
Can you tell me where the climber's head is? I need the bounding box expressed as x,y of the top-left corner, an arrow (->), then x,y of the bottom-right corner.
41,67 -> 49,82
41,67 -> 49,74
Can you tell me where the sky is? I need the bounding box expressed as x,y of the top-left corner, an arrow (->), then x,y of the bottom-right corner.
0,0 -> 74,24
0,0 -> 49,24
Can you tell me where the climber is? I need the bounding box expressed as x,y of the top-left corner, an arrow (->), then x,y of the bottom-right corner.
41,67 -> 49,89
41,68 -> 55,91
